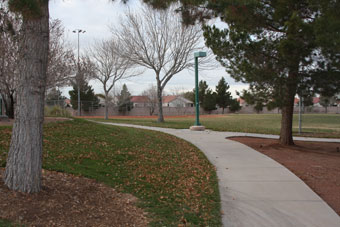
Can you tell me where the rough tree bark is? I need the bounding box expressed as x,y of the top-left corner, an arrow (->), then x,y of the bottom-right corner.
156,79 -> 164,123
104,91 -> 109,120
3,2 -> 49,193
279,72 -> 298,145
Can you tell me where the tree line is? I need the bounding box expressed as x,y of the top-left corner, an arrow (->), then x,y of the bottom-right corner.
183,77 -> 241,113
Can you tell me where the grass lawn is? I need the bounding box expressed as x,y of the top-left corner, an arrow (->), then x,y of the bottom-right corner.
0,119 -> 221,226
91,114 -> 340,138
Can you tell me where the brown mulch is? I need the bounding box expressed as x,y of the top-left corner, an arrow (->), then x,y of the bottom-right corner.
0,168 -> 148,226
229,137 -> 340,216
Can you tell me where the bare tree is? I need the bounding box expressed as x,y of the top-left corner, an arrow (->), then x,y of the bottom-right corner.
0,6 -> 19,119
141,84 -> 158,116
0,16 -> 74,118
88,39 -> 141,119
112,4 -> 212,122
46,19 -> 74,90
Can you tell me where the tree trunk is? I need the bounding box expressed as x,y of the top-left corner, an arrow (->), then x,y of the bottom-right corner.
104,92 -> 109,120
157,83 -> 164,123
2,93 -> 15,119
4,3 -> 49,193
279,72 -> 298,145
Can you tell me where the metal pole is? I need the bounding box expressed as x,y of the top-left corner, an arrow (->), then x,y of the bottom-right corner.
77,32 -> 81,116
298,96 -> 302,134
194,56 -> 200,126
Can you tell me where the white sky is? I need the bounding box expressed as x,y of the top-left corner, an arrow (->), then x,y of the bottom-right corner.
49,0 -> 248,97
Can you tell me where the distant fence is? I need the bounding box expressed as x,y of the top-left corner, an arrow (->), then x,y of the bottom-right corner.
64,105 -> 340,117
44,99 -> 340,116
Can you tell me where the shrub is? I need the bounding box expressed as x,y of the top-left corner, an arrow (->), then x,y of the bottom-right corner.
45,106 -> 71,118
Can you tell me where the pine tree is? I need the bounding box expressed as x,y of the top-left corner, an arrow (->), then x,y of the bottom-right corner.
69,82 -> 99,112
202,89 -> 217,113
215,77 -> 232,114
117,84 -> 133,113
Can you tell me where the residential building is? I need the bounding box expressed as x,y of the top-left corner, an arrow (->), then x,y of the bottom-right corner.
162,96 -> 193,107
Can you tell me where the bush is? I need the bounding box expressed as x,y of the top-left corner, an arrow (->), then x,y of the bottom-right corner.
45,106 -> 71,118
229,98 -> 242,112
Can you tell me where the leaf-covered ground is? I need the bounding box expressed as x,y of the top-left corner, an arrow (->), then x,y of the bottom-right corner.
0,119 -> 221,226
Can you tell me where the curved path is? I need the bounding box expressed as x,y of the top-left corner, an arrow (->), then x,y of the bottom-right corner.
98,122 -> 340,227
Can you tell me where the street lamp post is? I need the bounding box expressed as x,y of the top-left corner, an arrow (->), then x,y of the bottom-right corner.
190,51 -> 206,131
73,29 -> 86,116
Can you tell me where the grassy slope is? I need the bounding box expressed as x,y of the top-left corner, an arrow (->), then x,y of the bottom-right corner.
93,114 -> 340,138
0,119 -> 221,226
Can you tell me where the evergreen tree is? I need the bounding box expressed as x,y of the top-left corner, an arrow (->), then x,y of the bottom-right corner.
320,95 -> 336,113
69,82 -> 99,112
182,91 -> 195,103
202,89 -> 217,113
117,84 -> 133,113
229,98 -> 241,113
215,77 -> 232,114
193,80 -> 209,105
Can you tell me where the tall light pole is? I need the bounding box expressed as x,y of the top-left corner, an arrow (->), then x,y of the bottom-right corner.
190,51 -> 206,131
73,29 -> 86,116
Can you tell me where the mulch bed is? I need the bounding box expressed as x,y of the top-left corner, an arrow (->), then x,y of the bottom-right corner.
0,168 -> 148,226
229,137 -> 340,216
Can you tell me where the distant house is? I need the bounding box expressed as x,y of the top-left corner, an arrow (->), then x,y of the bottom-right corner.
294,98 -> 300,106
313,97 -> 321,107
162,96 -> 193,107
130,96 -> 151,107
237,98 -> 246,107
131,95 -> 193,108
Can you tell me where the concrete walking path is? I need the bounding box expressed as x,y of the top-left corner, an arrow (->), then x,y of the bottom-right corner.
98,122 -> 340,227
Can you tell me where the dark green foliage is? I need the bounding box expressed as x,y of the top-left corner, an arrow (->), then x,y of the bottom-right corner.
228,98 -> 241,113
202,89 -> 216,112
198,80 -> 208,105
69,82 -> 99,112
194,0 -> 340,143
192,80 -> 217,112
319,95 -> 336,113
117,84 -> 133,113
240,85 -> 278,113
215,77 -> 232,113
182,91 -> 195,103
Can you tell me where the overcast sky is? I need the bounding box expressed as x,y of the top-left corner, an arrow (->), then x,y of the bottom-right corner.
49,0 -> 248,97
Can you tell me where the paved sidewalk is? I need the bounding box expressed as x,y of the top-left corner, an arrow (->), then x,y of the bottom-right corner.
99,122 -> 340,227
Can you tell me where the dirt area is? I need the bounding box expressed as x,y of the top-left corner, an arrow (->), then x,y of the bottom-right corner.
229,137 -> 340,216
0,169 -> 148,226
0,117 -> 71,126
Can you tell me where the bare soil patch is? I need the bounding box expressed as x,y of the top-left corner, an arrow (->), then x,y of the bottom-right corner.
0,168 -> 148,226
229,137 -> 340,216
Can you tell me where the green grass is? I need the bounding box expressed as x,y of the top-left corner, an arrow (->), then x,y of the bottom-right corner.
0,119 -> 221,226
92,114 -> 340,138
0,220 -> 12,227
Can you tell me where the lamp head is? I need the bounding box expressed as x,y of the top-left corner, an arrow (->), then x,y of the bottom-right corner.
194,51 -> 207,58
